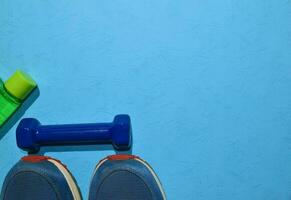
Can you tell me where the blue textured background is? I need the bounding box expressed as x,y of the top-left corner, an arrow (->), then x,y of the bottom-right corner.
0,1 -> 291,199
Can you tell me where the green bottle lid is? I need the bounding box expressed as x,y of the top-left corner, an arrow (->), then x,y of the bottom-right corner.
4,70 -> 37,100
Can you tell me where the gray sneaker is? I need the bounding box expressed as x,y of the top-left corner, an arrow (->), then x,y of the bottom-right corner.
89,155 -> 166,200
0,155 -> 81,200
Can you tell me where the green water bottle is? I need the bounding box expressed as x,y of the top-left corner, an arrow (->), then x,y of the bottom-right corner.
0,70 -> 37,127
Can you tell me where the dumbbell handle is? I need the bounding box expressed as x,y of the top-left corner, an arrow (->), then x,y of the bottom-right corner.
36,123 -> 114,145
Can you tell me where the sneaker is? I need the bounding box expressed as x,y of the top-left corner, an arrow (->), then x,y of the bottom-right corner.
89,155 -> 166,200
1,155 -> 81,200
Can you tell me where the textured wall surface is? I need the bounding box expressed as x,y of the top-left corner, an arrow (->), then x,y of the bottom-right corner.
0,1 -> 291,199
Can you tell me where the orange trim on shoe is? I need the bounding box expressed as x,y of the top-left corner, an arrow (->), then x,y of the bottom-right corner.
22,155 -> 50,163
21,155 -> 68,169
107,154 -> 139,161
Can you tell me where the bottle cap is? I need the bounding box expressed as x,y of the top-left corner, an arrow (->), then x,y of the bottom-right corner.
4,70 -> 37,100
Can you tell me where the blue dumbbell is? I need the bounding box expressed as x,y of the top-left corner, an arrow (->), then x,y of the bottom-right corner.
16,115 -> 132,153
